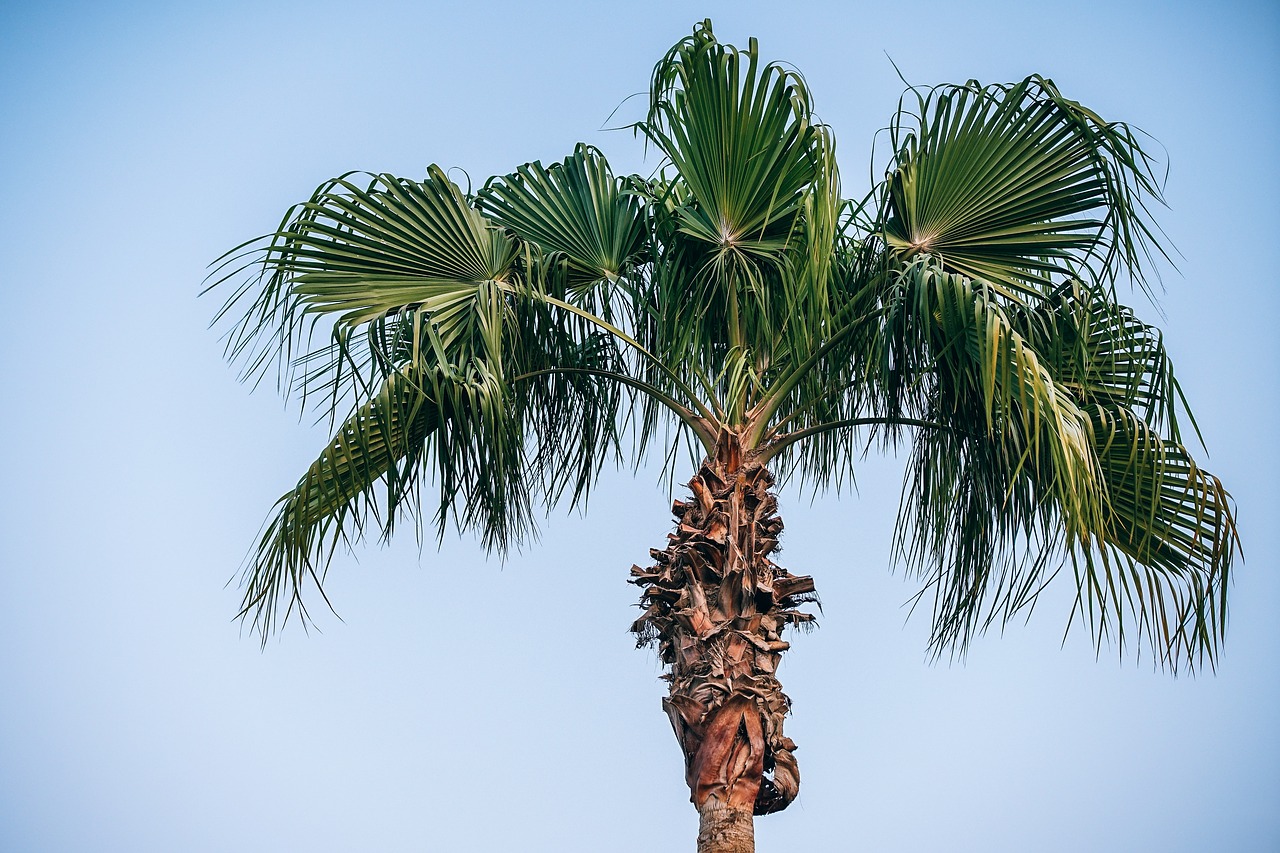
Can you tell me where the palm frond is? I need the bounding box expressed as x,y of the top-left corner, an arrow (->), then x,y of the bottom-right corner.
878,259 -> 1235,669
1072,404 -> 1237,669
267,167 -> 518,331
478,144 -> 648,294
884,260 -> 1105,652
1020,281 -> 1194,443
206,166 -> 519,409
633,21 -> 843,423
878,75 -> 1167,297
240,368 -> 439,638
642,20 -> 821,255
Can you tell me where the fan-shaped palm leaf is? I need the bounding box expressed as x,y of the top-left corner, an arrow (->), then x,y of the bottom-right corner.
478,144 -> 648,294
1021,282 -> 1192,441
880,76 -> 1166,297
642,21 -> 821,256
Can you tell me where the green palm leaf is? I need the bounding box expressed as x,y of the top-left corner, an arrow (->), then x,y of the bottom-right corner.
881,260 -> 1236,668
271,167 -> 519,330
1021,282 -> 1192,442
630,21 -> 845,425
886,260 -> 1105,647
642,21 -> 821,256
207,165 -> 521,417
241,368 -> 438,637
880,76 -> 1166,296
1076,404 -> 1237,669
209,20 -> 1240,680
478,144 -> 648,293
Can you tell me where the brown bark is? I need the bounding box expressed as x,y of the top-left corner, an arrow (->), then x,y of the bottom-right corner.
631,428 -> 818,847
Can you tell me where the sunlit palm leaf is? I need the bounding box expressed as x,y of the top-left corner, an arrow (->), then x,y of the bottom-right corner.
478,144 -> 647,293
881,76 -> 1166,296
643,21 -> 821,255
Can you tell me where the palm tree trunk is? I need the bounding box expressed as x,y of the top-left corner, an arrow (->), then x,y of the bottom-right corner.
631,429 -> 818,852
697,800 -> 755,853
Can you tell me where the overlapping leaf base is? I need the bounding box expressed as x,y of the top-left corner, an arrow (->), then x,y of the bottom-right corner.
631,434 -> 817,818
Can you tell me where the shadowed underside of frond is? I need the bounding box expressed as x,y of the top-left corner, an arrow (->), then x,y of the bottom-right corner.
882,262 -> 1237,671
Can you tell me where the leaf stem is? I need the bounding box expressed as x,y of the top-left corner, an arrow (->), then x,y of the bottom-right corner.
760,416 -> 948,463
537,292 -> 718,426
513,366 -> 716,450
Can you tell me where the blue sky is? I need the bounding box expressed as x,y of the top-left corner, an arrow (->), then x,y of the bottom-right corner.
1,1 -> 1276,850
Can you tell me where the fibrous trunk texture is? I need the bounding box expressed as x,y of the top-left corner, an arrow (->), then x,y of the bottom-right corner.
631,430 -> 818,849
697,802 -> 755,853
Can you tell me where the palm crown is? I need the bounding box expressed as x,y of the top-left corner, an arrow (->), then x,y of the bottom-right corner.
209,19 -> 1238,849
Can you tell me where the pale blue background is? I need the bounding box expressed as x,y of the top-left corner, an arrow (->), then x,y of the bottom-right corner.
1,1 -> 1276,851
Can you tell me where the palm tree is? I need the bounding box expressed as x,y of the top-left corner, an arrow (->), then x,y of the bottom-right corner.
208,21 -> 1238,853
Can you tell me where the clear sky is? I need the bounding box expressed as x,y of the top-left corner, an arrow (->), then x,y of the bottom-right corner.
1,1 -> 1276,851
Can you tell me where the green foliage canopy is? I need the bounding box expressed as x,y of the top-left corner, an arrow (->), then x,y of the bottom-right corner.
209,20 -> 1238,671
